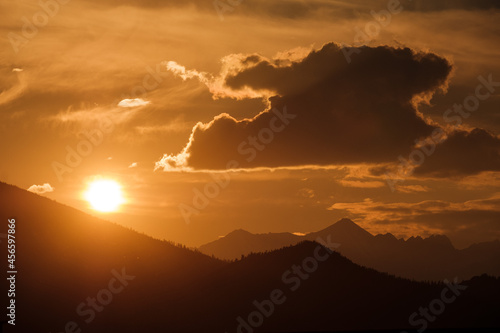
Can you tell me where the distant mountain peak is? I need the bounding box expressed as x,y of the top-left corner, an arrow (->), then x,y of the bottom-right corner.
304,218 -> 374,245
331,218 -> 373,235
336,218 -> 357,225
225,229 -> 253,238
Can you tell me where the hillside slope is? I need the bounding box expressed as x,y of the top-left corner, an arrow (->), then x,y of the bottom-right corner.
1,182 -> 499,332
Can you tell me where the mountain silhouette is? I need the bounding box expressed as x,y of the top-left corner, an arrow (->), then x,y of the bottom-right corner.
200,228 -> 301,260
1,181 -> 499,332
199,218 -> 500,281
308,217 -> 374,242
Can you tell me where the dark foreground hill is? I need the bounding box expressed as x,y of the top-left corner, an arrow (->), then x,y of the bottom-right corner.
0,182 -> 499,332
199,218 -> 500,281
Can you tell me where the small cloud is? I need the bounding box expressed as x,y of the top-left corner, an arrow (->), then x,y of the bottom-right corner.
117,98 -> 150,108
128,162 -> 138,168
297,188 -> 315,198
107,157 -> 113,160
27,183 -> 54,194
292,232 -> 306,236
12,68 -> 23,72
396,185 -> 431,193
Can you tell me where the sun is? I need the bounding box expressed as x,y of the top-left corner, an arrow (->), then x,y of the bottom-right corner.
84,179 -> 124,213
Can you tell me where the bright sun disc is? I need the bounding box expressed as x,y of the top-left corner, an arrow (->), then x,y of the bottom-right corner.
84,180 -> 124,212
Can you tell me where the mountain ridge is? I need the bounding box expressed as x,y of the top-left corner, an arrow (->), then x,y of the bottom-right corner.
198,218 -> 500,281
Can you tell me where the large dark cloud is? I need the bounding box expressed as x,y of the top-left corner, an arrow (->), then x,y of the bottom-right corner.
405,0 -> 500,12
414,128 -> 500,177
85,0 -> 500,16
156,43 -> 452,171
83,0 -> 341,19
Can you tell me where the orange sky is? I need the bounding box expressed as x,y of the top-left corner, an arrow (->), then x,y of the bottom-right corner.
1,0 -> 500,248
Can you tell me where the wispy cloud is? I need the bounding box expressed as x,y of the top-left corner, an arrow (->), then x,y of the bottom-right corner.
396,185 -> 430,193
46,104 -> 139,133
164,57 -> 275,100
339,179 -> 385,188
0,70 -> 27,106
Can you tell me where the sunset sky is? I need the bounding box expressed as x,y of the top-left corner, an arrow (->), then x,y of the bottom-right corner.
2,0 -> 500,248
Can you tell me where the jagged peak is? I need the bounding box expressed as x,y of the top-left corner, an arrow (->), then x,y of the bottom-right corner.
424,234 -> 454,247
405,234 -> 454,249
330,218 -> 373,236
374,233 -> 398,241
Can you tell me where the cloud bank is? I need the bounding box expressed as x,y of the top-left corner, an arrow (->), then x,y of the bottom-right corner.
414,128 -> 500,177
329,193 -> 500,248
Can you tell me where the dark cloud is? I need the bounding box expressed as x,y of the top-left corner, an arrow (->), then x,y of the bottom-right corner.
414,128 -> 500,177
419,83 -> 500,134
405,0 -> 500,12
224,45 -> 450,97
82,0 -> 331,19
157,43 -> 452,171
84,0 -> 500,16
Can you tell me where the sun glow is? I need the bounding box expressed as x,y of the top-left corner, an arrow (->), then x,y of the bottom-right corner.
84,179 -> 124,213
